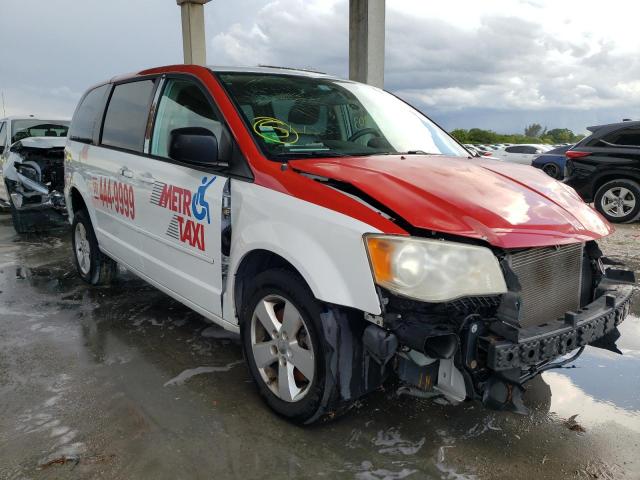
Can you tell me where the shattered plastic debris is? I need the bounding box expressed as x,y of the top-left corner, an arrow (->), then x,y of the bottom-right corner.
163,360 -> 243,387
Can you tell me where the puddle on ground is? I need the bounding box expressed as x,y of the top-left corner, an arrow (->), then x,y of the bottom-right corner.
0,214 -> 638,479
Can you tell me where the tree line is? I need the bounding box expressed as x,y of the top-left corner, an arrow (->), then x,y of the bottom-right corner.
450,123 -> 584,145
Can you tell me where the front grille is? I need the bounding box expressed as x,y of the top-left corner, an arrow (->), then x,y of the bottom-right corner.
509,243 -> 584,328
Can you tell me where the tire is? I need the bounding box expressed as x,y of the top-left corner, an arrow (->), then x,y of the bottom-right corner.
71,209 -> 117,285
594,179 -> 640,223
240,268 -> 340,424
542,163 -> 561,179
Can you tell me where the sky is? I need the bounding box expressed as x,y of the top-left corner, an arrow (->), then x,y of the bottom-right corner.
1,0 -> 638,135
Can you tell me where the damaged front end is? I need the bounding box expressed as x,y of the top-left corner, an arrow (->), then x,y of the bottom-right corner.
362,239 -> 635,414
2,137 -> 67,232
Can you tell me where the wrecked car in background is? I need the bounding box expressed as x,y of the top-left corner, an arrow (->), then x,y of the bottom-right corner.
65,65 -> 635,424
0,117 -> 69,233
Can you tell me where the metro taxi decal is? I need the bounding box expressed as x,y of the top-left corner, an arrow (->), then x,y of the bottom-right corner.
150,177 -> 216,252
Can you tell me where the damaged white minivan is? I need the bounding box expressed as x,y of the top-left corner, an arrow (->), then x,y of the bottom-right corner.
65,65 -> 634,424
0,116 -> 69,233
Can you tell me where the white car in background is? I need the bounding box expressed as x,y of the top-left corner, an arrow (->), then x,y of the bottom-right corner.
492,144 -> 553,165
0,116 -> 70,232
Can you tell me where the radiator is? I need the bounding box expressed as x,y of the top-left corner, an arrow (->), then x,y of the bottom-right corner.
509,243 -> 584,328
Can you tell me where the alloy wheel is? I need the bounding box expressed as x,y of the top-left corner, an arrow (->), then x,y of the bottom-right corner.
250,295 -> 315,402
601,187 -> 637,218
74,222 -> 91,275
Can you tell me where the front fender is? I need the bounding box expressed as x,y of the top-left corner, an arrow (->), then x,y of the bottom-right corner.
225,183 -> 383,322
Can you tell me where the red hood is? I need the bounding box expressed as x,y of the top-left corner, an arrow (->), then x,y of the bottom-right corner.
289,155 -> 612,249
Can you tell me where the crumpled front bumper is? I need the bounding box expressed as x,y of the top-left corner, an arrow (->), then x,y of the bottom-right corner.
487,283 -> 634,371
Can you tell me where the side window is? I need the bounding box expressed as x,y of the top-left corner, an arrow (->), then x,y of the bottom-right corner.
102,80 -> 155,152
505,146 -> 520,153
602,128 -> 640,147
523,146 -> 537,154
151,79 -> 222,159
0,122 -> 6,148
68,84 -> 109,143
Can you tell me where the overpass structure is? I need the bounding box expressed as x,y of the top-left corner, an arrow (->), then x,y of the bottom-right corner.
176,0 -> 385,88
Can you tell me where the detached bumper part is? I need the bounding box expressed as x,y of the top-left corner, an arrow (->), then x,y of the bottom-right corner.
487,284 -> 633,371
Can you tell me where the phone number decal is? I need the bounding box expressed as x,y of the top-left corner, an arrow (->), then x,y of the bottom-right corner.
92,176 -> 135,220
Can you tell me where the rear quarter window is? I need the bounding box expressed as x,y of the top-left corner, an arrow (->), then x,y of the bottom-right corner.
69,84 -> 110,143
101,80 -> 156,152
602,127 -> 640,147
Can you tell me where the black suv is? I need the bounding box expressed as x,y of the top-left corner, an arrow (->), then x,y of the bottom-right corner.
565,121 -> 640,223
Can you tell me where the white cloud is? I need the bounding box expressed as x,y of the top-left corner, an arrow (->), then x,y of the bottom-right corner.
2,0 -> 639,133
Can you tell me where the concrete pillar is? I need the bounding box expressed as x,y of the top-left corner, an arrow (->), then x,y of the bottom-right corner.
177,0 -> 211,65
349,0 -> 385,88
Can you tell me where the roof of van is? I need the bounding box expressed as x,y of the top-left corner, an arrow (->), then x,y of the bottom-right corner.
110,64 -> 345,84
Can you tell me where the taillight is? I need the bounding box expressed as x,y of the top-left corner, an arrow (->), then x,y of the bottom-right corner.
482,152 -> 492,156
565,150 -> 591,159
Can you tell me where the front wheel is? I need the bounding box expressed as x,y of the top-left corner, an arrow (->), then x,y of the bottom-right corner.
240,268 -> 341,424
594,179 -> 640,223
71,209 -> 117,285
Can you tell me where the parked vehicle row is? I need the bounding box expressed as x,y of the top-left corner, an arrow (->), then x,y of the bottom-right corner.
59,64 -> 634,423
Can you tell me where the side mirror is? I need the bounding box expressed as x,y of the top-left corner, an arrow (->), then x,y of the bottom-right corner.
169,127 -> 228,167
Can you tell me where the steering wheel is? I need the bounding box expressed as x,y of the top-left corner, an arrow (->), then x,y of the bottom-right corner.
348,127 -> 382,142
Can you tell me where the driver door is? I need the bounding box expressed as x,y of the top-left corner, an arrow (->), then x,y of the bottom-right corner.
129,78 -> 227,317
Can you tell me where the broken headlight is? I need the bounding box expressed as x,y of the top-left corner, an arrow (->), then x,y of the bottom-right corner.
364,235 -> 507,302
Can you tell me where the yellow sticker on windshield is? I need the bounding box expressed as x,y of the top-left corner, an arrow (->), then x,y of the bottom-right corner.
252,117 -> 299,145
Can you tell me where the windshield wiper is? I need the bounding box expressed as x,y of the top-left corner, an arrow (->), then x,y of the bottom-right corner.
374,150 -> 442,156
401,150 -> 442,155
272,151 -> 350,159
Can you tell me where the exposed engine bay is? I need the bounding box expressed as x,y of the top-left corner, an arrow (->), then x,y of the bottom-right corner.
3,137 -> 66,213
359,239 -> 635,414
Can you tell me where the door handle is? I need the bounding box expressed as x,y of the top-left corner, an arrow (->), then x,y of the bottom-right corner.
138,172 -> 155,184
119,167 -> 134,178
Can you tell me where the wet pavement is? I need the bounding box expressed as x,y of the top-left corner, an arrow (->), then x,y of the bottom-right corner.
0,212 -> 638,480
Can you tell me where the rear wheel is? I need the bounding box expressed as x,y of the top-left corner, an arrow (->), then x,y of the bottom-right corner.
240,268 -> 341,424
71,209 -> 117,285
594,179 -> 640,223
542,162 -> 561,179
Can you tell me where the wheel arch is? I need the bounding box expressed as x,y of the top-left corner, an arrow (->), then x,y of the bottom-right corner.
233,249 -> 310,319
593,172 -> 640,198
70,187 -> 87,215
66,172 -> 98,227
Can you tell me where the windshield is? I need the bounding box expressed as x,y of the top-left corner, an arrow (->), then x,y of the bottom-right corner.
11,120 -> 69,144
216,72 -> 468,159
